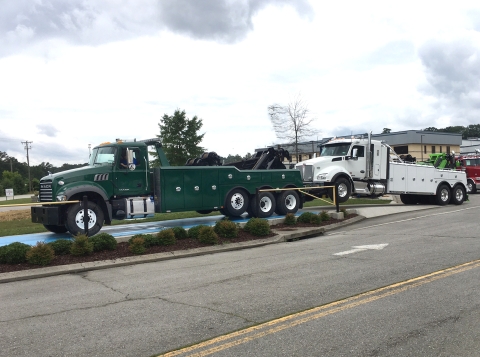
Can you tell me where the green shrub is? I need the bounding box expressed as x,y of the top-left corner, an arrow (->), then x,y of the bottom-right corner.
128,237 -> 146,255
143,234 -> 159,247
198,226 -> 218,245
26,242 -> 55,266
244,218 -> 270,236
157,229 -> 176,246
89,233 -> 117,252
187,225 -> 208,239
310,214 -> 322,224
128,234 -> 158,247
48,239 -> 73,255
70,234 -> 94,256
214,219 -> 238,238
297,212 -> 317,224
319,211 -> 331,222
172,227 -> 188,240
0,242 -> 31,264
284,213 -> 297,225
340,208 -> 348,217
0,246 -> 7,264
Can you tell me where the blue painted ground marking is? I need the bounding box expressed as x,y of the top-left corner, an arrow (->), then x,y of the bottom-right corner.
0,210 -> 316,247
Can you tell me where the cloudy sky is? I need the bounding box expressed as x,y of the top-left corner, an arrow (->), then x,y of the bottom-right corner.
1,0 -> 480,166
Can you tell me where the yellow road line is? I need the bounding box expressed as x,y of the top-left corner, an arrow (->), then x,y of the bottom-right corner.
158,259 -> 480,357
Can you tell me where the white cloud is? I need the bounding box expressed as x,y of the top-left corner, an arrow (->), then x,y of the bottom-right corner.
1,0 -> 480,167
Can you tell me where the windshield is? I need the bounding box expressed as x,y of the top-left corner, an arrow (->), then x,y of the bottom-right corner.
320,143 -> 352,156
90,147 -> 117,165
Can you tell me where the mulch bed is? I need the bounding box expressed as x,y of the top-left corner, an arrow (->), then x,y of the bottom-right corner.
0,214 -> 357,274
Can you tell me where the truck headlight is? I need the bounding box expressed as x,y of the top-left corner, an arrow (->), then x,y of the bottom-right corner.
316,173 -> 328,180
56,195 -> 67,201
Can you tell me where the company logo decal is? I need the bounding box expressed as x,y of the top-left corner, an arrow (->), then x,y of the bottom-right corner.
94,173 -> 109,181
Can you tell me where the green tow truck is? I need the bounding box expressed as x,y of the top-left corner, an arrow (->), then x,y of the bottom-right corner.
31,139 -> 304,236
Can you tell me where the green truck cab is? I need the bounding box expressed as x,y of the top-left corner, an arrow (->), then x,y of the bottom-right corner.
31,139 -> 304,236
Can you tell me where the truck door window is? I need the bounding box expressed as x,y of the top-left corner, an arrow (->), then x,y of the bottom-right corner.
352,145 -> 364,157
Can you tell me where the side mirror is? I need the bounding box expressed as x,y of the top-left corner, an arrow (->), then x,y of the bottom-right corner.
352,148 -> 358,158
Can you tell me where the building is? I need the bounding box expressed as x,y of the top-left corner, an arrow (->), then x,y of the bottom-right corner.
372,130 -> 462,161
274,130 -> 462,164
461,138 -> 480,154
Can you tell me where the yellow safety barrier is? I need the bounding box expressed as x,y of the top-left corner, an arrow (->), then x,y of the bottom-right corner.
0,201 -> 80,208
257,185 -> 339,211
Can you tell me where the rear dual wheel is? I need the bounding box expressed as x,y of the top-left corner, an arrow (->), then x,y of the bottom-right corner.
451,185 -> 466,205
224,189 -> 249,217
275,190 -> 300,215
249,192 -> 276,218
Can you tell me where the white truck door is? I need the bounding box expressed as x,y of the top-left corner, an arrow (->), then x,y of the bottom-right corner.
346,145 -> 367,179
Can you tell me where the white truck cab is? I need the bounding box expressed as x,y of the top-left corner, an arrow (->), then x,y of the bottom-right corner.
296,133 -> 467,205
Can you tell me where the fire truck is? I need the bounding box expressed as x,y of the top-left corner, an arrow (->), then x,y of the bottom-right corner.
456,153 -> 480,193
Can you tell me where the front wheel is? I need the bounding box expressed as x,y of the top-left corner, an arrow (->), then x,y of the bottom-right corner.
451,185 -> 466,205
43,224 -> 68,234
467,179 -> 476,194
328,178 -> 351,203
435,184 -> 451,206
250,192 -> 276,218
65,201 -> 104,236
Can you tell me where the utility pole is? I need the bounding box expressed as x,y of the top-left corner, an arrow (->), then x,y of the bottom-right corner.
22,140 -> 33,192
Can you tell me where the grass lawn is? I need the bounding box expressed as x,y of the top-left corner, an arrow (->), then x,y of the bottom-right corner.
0,196 -> 391,237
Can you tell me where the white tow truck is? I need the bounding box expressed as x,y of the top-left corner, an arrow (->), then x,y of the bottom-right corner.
295,133 -> 468,205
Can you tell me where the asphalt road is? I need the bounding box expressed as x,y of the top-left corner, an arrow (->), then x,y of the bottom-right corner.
1,196 -> 479,356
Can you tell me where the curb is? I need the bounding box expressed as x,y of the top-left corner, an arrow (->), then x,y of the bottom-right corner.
0,215 -> 367,284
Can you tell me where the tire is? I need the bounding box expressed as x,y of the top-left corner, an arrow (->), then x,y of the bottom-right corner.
417,195 -> 431,205
435,184 -> 451,206
400,194 -> 417,205
219,208 -> 228,216
328,177 -> 351,203
65,201 -> 104,236
43,224 -> 68,234
250,192 -> 276,218
451,185 -> 466,205
467,179 -> 476,194
275,190 -> 300,215
224,188 -> 249,217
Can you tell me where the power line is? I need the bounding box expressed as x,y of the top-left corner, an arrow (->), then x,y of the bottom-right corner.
21,140 -> 33,192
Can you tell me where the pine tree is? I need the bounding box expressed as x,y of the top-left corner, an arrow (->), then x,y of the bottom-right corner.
156,109 -> 205,166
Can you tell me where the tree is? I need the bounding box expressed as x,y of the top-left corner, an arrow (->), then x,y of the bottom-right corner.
1,171 -> 27,194
382,128 -> 391,134
155,109 -> 205,166
268,94 -> 316,161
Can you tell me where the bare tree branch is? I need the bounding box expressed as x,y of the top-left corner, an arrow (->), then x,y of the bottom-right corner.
268,94 -> 316,161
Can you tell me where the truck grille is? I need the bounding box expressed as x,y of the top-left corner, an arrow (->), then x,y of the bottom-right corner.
300,165 -> 314,182
39,179 -> 53,202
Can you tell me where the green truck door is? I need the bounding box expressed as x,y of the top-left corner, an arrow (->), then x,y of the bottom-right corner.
114,150 -> 149,197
